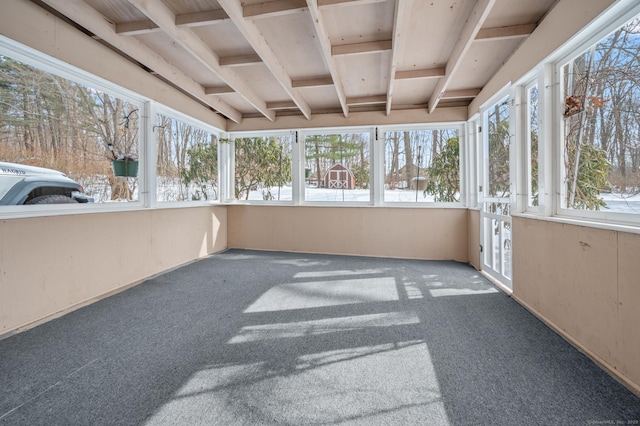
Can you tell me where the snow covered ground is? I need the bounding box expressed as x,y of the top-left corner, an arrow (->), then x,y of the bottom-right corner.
245,185 -> 441,203
599,193 -> 640,214
82,177 -> 640,214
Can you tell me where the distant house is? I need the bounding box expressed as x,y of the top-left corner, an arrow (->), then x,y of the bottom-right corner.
323,164 -> 356,189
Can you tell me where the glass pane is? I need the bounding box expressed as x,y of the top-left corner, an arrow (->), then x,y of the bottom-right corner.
235,135 -> 292,201
304,132 -> 370,202
483,217 -> 492,267
383,128 -> 460,203
156,114 -> 218,202
491,218 -> 501,273
0,54 -> 140,203
485,202 -> 510,216
502,221 -> 512,279
562,16 -> 640,213
527,85 -> 539,207
487,97 -> 510,198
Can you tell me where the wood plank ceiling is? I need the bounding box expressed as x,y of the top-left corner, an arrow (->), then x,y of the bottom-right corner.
36,0 -> 558,126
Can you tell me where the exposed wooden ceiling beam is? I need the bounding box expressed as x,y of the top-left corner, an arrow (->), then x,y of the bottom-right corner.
395,67 -> 446,80
41,0 -> 242,123
427,0 -> 495,113
175,9 -> 230,27
386,0 -> 409,116
475,23 -> 536,41
127,0 -> 276,121
332,40 -> 392,56
219,54 -> 262,67
292,76 -> 334,88
115,10 -> 230,36
318,0 -> 388,8
115,20 -> 160,36
306,0 -> 348,117
347,95 -> 387,105
442,89 -> 481,99
267,101 -> 298,110
243,0 -> 308,19
205,86 -> 235,95
218,0 -> 312,119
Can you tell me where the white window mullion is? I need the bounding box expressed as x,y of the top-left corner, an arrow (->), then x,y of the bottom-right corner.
218,134 -> 235,203
143,101 -> 157,208
539,63 -> 556,217
292,131 -> 304,205
509,86 -> 520,214
372,127 -> 383,206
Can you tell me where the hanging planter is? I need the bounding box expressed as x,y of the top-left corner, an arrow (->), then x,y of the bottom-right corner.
111,154 -> 138,177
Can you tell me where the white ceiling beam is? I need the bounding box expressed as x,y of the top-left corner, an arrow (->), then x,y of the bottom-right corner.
243,0 -> 308,19
475,24 -> 536,41
205,86 -> 235,95
318,0 -> 388,8
332,40 -> 392,56
115,10 -> 230,36
41,0 -> 242,123
441,89 -> 481,99
395,67 -> 445,80
306,0 -> 348,117
127,0 -> 276,122
292,76 -> 334,88
386,0 -> 409,116
218,0 -> 311,119
219,54 -> 262,67
427,0 -> 495,113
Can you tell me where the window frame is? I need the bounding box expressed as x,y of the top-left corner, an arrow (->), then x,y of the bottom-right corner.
298,127 -> 375,206
0,36 -> 150,217
226,130 -> 297,205
552,4 -> 640,226
377,123 -> 466,207
0,36 -> 228,219
153,105 -> 222,206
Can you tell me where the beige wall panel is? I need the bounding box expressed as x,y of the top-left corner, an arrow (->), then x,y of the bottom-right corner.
617,232 -> 640,387
227,206 -> 468,262
150,207 -> 227,269
0,0 -> 225,130
0,207 -> 227,335
513,218 -> 618,360
512,217 -> 640,392
467,209 -> 480,270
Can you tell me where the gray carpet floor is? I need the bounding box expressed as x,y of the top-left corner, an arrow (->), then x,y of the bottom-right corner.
1,249 -> 639,425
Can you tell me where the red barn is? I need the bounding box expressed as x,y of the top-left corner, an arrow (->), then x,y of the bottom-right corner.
322,164 -> 356,189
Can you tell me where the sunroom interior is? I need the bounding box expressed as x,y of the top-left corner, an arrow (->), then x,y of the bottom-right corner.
1,0 -> 640,407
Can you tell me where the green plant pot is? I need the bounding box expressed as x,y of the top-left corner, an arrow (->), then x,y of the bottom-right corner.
111,159 -> 138,177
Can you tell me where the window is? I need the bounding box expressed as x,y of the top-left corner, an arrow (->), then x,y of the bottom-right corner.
526,83 -> 539,208
561,15 -> 640,215
304,131 -> 371,203
155,113 -> 218,202
0,52 -> 141,204
383,128 -> 460,203
234,134 -> 293,201
486,96 -> 511,199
